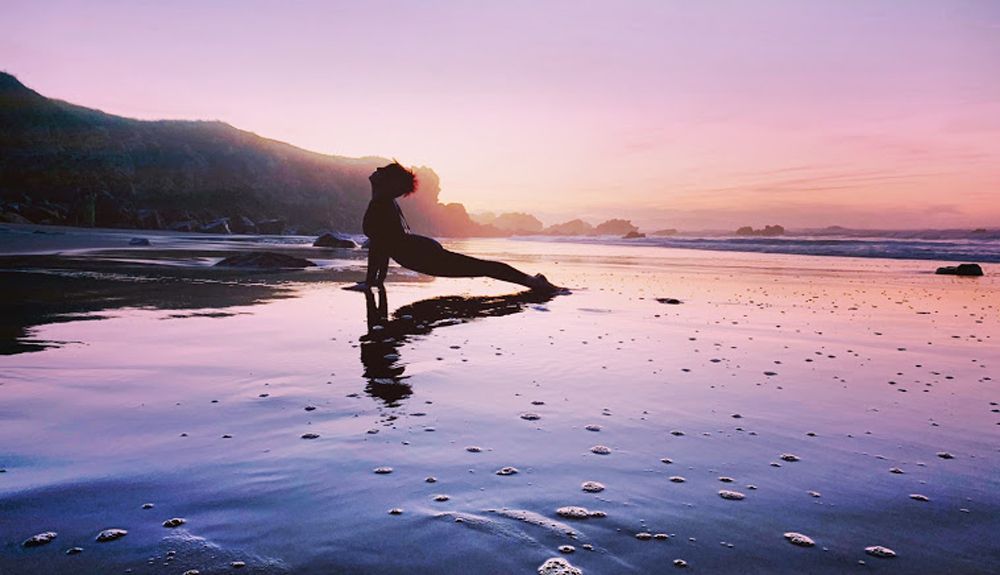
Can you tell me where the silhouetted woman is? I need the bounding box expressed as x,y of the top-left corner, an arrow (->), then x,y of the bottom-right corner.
347,162 -> 562,292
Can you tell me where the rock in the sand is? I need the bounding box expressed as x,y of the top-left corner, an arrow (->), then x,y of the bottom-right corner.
66,547 -> 83,555
520,412 -> 542,421
673,559 -> 689,567
656,297 -> 682,305
313,232 -> 357,248
935,263 -> 983,276
669,476 -> 686,483
96,528 -> 128,542
909,493 -> 930,502
538,557 -> 583,575
433,494 -> 451,502
784,532 -> 815,547
128,237 -> 151,246
780,453 -> 800,462
719,490 -> 745,500
142,502 -> 155,509
373,466 -> 393,474
556,506 -> 592,519
635,532 -> 653,540
162,517 -> 187,528
865,545 -> 897,558
214,252 -> 316,269
22,531 -> 57,547
937,451 -> 955,459
231,560 -> 247,568
388,508 -> 403,515
301,433 -> 320,439
590,445 -> 611,455
581,481 -> 605,493
558,545 -> 575,554
183,570 -> 201,575
496,466 -> 519,476
465,446 -> 483,453
584,424 -> 601,432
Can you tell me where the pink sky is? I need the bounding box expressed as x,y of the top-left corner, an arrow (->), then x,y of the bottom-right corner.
3,0 -> 999,230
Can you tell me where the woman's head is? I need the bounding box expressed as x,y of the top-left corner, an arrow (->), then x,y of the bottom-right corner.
370,162 -> 417,199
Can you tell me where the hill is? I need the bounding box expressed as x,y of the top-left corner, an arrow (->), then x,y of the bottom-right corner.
0,72 -> 490,236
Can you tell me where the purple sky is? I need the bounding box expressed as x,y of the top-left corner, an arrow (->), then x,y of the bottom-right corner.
3,0 -> 999,229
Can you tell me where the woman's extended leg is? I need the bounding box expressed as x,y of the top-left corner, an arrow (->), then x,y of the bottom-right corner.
392,235 -> 557,290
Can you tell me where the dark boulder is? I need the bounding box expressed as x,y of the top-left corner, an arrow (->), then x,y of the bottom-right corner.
214,251 -> 317,269
313,232 -> 357,248
935,263 -> 984,276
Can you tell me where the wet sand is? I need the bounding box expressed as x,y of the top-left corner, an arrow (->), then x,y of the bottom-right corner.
1,226 -> 997,574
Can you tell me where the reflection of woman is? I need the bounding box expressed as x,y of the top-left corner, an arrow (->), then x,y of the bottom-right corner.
346,162 -> 562,292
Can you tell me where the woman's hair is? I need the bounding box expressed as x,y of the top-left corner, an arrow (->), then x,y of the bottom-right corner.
383,161 -> 417,197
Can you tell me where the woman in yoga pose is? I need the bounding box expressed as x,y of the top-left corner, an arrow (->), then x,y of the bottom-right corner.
347,162 -> 561,292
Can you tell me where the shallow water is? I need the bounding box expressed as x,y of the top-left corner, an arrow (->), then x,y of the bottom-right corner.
1,234 -> 997,574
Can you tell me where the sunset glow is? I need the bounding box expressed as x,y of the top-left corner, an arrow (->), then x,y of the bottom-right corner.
3,0 -> 998,229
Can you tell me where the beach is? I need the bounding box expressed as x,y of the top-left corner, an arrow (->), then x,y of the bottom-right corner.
1,225 -> 997,574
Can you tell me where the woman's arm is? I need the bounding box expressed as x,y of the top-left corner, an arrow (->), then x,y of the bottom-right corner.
366,241 -> 390,286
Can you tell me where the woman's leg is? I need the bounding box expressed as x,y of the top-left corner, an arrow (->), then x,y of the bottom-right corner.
392,235 -> 538,288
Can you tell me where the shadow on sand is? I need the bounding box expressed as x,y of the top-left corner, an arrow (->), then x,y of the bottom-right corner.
359,288 -> 557,406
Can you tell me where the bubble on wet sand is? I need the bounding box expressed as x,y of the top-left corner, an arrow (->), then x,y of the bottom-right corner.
496,466 -> 519,476
581,481 -> 605,492
373,466 -> 393,474
910,493 -> 930,502
784,532 -> 815,547
96,528 -> 128,542
780,453 -> 800,462
669,476 -> 686,483
22,531 -> 57,547
719,490 -> 745,500
301,433 -> 320,439
162,518 -> 187,528
590,445 -> 611,455
537,557 -> 583,575
521,412 -> 542,421
585,424 -> 601,432
865,545 -> 897,558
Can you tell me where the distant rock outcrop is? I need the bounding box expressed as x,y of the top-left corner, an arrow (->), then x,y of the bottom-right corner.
736,225 -> 785,237
214,252 -> 317,269
622,231 -> 646,239
489,212 -> 544,234
0,72 -> 490,237
595,219 -> 638,236
651,228 -> 678,236
935,263 -> 983,276
544,219 -> 594,236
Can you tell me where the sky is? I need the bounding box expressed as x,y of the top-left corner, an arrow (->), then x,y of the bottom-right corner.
3,0 -> 999,230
